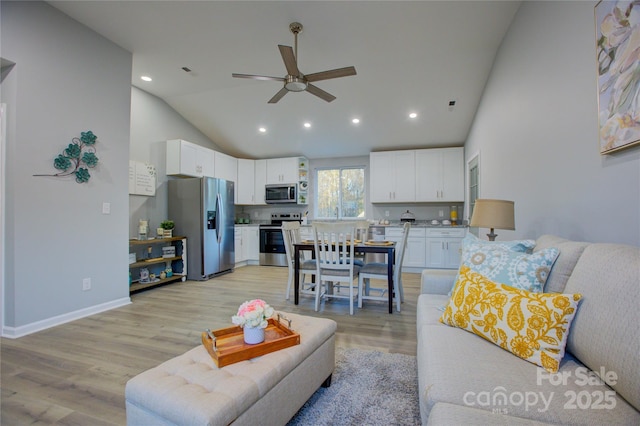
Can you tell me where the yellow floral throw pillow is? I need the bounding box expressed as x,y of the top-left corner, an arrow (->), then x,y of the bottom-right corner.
440,265 -> 582,373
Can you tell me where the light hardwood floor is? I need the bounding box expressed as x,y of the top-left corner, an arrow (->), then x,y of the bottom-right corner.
1,265 -> 420,425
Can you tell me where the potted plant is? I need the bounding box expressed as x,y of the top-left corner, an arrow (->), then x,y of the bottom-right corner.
231,299 -> 274,344
160,220 -> 175,238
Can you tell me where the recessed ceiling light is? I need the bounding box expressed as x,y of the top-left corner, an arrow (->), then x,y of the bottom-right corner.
409,112 -> 418,119
303,122 -> 311,128
140,75 -> 152,82
258,127 -> 267,133
352,118 -> 360,124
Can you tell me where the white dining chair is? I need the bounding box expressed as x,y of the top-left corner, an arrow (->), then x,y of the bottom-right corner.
358,221 -> 410,312
312,222 -> 360,315
353,220 -> 370,267
282,221 -> 317,300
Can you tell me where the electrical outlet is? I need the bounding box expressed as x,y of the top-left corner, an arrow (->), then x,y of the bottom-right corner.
82,278 -> 91,291
385,210 -> 390,217
439,210 -> 444,217
254,212 -> 259,218
102,202 -> 111,214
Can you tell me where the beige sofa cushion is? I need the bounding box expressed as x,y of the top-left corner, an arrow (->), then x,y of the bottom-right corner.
534,235 -> 588,293
564,243 -> 640,412
417,294 -> 640,425
428,402 -> 552,425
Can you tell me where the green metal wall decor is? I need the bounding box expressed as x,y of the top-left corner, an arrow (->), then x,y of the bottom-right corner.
34,131 -> 99,183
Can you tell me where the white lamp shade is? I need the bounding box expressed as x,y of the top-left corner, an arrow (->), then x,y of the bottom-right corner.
470,199 -> 515,231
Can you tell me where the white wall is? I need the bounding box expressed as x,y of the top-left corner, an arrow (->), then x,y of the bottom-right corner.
129,86 -> 221,237
466,1 -> 640,245
1,1 -> 132,334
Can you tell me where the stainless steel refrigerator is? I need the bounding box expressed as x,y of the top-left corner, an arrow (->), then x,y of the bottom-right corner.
168,177 -> 235,280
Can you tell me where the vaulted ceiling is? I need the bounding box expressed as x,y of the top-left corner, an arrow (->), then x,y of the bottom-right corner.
49,1 -> 521,159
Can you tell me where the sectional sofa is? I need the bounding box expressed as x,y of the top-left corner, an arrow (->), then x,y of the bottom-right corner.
417,235 -> 639,424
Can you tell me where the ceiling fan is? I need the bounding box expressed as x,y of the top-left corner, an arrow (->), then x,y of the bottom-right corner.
232,22 -> 357,103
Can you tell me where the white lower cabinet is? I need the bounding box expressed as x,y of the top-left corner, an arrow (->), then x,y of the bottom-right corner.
279,224 -> 464,270
234,228 -> 245,264
405,235 -> 427,268
385,227 -> 426,269
235,226 -> 260,266
244,226 -> 260,262
425,228 -> 466,269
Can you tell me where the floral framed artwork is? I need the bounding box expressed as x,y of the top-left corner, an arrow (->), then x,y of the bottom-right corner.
595,1 -> 640,154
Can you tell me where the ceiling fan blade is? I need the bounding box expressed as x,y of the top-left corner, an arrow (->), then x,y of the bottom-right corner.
278,45 -> 300,76
305,66 -> 357,82
268,87 -> 289,104
232,73 -> 285,82
306,84 -> 336,102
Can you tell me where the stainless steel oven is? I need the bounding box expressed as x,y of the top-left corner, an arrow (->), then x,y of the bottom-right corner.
259,213 -> 301,266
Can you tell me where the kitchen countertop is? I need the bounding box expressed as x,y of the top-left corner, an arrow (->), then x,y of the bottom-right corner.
235,221 -> 468,228
373,221 -> 468,228
299,221 -> 468,228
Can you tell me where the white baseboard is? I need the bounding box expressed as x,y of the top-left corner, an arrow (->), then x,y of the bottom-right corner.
1,297 -> 131,339
234,260 -> 260,268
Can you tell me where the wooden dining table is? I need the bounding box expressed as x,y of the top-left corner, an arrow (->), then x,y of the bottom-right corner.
293,241 -> 397,314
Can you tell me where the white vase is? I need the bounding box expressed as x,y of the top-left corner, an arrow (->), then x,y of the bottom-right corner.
243,326 -> 265,344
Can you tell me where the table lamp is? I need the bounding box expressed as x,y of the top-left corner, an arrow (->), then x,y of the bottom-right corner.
469,199 -> 515,241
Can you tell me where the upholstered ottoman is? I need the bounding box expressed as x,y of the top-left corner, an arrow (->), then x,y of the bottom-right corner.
125,313 -> 336,425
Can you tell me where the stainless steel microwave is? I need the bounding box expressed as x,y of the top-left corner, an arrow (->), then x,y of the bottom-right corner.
265,184 -> 297,204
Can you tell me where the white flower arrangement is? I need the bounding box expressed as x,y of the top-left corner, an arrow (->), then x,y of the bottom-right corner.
231,299 -> 274,329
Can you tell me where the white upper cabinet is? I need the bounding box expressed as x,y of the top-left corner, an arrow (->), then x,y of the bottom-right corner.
254,159 -> 267,204
237,159 -> 268,205
167,140 -> 240,190
415,147 -> 464,202
214,151 -> 237,184
266,157 -> 300,184
201,149 -> 215,178
237,159 -> 256,205
370,150 -> 416,202
166,139 -> 214,178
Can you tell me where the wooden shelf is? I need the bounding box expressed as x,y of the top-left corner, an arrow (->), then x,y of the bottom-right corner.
129,256 -> 182,268
129,236 -> 185,245
129,236 -> 187,294
130,274 -> 186,293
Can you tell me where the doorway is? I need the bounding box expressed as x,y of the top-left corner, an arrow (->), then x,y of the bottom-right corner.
467,153 -> 480,222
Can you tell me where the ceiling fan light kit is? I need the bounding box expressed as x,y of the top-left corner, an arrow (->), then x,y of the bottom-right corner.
285,75 -> 307,92
232,22 -> 357,103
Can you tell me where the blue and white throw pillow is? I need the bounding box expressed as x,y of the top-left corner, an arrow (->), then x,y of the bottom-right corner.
445,233 -> 539,298
461,246 -> 560,293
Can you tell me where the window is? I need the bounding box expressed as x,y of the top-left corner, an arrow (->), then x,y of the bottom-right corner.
316,167 -> 365,219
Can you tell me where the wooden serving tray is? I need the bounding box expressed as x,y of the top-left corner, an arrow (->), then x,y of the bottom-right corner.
301,239 -> 361,244
364,240 -> 394,246
201,314 -> 300,368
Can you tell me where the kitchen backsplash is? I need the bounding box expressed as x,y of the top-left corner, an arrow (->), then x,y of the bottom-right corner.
236,203 -> 465,224
370,204 -> 464,223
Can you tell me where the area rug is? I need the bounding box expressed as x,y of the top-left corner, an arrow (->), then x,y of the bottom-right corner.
287,347 -> 421,425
